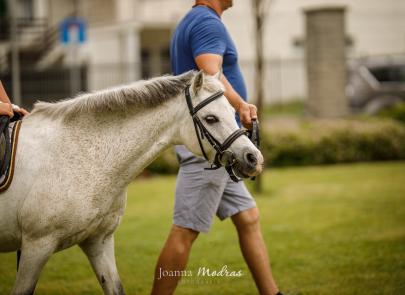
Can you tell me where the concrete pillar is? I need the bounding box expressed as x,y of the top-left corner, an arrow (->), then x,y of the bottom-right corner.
116,0 -> 141,82
119,25 -> 141,82
115,0 -> 138,23
33,0 -> 47,19
127,26 -> 141,82
304,6 -> 348,118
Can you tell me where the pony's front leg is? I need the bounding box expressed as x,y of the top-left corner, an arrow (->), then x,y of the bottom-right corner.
11,237 -> 56,295
80,234 -> 125,295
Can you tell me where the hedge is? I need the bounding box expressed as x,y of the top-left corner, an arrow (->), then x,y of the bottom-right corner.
379,103 -> 405,124
262,118 -> 405,167
146,118 -> 405,174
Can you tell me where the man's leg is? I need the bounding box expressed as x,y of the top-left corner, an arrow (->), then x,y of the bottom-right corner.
151,225 -> 199,295
231,207 -> 280,295
151,146 -> 238,294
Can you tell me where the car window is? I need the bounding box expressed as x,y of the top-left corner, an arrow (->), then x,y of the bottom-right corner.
398,66 -> 405,82
370,65 -> 405,83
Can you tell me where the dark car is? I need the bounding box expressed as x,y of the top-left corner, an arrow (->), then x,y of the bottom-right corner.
347,56 -> 405,114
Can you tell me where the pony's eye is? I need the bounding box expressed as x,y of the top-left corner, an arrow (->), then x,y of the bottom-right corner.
204,115 -> 219,124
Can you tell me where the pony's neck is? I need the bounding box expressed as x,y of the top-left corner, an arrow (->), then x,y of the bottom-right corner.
81,93 -> 187,189
123,97 -> 185,180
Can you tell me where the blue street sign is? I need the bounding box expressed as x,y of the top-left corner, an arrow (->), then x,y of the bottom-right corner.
60,17 -> 87,44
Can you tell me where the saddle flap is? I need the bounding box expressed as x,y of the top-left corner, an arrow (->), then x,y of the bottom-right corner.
0,116 -> 22,193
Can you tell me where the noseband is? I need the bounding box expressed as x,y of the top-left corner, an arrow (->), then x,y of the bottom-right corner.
185,85 -> 260,182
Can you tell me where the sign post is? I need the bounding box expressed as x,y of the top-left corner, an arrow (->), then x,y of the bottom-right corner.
59,17 -> 86,97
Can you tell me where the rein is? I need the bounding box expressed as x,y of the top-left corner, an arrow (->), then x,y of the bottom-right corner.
185,85 -> 260,182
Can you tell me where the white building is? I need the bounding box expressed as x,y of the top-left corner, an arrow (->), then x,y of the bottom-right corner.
1,0 -> 405,103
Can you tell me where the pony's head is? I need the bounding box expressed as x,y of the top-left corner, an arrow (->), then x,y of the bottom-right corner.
179,71 -> 263,179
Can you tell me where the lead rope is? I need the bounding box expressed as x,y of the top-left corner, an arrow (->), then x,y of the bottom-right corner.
249,119 -> 260,149
248,118 -> 260,181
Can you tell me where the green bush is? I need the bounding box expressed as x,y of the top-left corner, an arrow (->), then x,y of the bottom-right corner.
146,148 -> 179,174
262,119 -> 405,167
379,102 -> 405,124
146,118 -> 405,173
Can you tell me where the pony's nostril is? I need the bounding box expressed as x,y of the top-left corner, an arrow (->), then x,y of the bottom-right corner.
245,153 -> 257,166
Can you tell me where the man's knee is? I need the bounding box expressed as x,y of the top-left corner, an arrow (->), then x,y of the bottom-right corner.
168,225 -> 200,253
231,207 -> 260,231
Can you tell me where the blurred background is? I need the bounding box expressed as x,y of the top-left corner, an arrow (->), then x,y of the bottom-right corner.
0,0 -> 405,107
0,0 -> 404,109
0,0 -> 404,294
1,0 -> 404,172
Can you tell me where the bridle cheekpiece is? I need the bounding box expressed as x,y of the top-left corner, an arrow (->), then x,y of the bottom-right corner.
185,85 -> 260,182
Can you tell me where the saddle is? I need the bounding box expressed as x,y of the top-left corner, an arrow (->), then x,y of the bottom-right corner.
0,113 -> 22,193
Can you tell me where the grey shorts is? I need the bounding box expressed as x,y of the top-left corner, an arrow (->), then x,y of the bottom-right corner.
173,146 -> 256,233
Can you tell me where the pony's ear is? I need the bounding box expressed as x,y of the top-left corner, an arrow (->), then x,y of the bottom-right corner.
192,70 -> 205,95
213,69 -> 222,80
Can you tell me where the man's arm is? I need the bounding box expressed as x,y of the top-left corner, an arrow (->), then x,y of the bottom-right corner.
195,53 -> 257,128
0,81 -> 29,117
0,81 -> 14,117
0,81 -> 12,104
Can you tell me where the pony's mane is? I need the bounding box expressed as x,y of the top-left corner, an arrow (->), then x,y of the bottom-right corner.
31,71 -> 205,120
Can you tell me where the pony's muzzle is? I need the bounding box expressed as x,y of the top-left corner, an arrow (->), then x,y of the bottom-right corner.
237,147 -> 263,177
244,152 -> 258,167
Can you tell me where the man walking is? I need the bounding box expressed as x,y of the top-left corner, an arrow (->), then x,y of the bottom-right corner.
151,1 -> 282,294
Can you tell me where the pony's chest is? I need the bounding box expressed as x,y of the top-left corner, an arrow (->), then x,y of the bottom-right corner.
92,192 -> 127,230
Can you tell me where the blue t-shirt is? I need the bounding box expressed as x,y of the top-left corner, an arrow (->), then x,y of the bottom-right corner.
171,6 -> 247,125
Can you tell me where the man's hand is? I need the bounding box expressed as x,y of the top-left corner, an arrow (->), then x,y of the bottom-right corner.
12,104 -> 29,117
237,101 -> 258,129
19,108 -> 30,116
0,103 -> 14,118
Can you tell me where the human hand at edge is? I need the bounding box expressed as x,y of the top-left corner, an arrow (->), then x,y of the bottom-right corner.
237,101 -> 258,129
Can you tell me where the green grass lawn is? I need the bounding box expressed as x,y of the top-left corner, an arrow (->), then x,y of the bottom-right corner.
1,162 -> 405,294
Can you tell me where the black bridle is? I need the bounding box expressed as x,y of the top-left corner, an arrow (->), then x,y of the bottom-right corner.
185,85 -> 260,182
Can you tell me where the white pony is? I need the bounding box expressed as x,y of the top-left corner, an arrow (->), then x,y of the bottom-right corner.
0,71 -> 263,295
